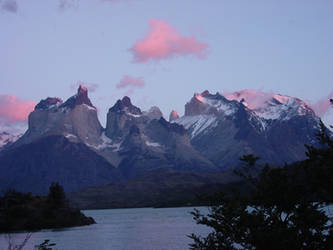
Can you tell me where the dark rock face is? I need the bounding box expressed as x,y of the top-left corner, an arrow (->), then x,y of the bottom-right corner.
109,96 -> 141,115
184,94 -> 208,116
117,116 -> 218,178
0,135 -> 121,194
35,97 -> 63,110
105,97 -> 145,140
60,85 -> 94,109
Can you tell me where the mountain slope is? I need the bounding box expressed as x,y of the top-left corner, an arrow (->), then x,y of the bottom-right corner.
105,97 -> 218,177
0,135 -> 121,194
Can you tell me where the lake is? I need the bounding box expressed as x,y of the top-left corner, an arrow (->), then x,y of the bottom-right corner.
0,206 -> 210,250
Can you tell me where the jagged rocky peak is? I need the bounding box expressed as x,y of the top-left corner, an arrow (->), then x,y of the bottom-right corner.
35,97 -> 63,110
184,90 -> 227,116
157,117 -> 186,135
18,84 -> 102,148
109,96 -> 142,115
169,110 -> 179,122
106,97 -> 143,140
201,90 -> 210,96
143,106 -> 163,120
60,85 -> 95,109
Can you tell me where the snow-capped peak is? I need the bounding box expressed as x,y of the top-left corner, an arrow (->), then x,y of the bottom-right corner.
186,89 -> 313,121
175,89 -> 317,138
224,89 -> 314,120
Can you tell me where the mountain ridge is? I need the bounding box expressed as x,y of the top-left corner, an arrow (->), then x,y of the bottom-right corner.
0,87 -> 327,194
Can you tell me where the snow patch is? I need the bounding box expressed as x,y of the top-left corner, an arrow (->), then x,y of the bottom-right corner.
176,115 -> 217,138
64,134 -> 77,139
126,112 -> 141,118
145,141 -> 161,147
204,98 -> 236,115
82,104 -> 96,111
87,132 -> 122,151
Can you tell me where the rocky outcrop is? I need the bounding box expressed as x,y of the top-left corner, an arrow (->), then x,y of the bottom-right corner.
169,110 -> 179,122
143,106 -> 163,120
105,96 -> 146,141
15,86 -> 103,148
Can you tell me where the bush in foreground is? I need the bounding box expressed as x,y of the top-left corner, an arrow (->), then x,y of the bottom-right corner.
190,123 -> 333,249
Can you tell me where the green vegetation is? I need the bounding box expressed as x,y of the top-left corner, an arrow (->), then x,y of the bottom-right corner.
68,169 -> 245,209
189,121 -> 333,249
0,182 -> 95,233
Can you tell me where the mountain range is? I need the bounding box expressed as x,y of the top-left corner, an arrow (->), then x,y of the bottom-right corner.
0,86 -> 325,194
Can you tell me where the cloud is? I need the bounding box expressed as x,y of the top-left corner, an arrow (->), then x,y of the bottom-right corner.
124,89 -> 134,96
224,89 -> 275,110
0,95 -> 36,123
58,0 -> 79,11
116,75 -> 145,96
116,75 -> 145,89
1,0 -> 18,13
311,90 -> 333,117
129,19 -> 209,63
70,81 -> 99,93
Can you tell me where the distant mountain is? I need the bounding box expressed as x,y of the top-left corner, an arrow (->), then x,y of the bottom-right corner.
172,90 -> 322,169
0,87 -> 327,194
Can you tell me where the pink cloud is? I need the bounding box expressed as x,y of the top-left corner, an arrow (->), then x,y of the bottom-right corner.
0,95 -> 36,123
116,75 -> 145,89
311,90 -> 333,117
70,81 -> 99,92
124,89 -> 134,96
129,19 -> 209,63
224,89 -> 275,110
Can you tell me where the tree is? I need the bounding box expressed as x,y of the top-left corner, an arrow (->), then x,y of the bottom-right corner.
34,240 -> 56,250
47,182 -> 67,209
189,125 -> 333,249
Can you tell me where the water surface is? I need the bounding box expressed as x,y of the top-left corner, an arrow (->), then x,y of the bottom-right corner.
0,206 -> 210,250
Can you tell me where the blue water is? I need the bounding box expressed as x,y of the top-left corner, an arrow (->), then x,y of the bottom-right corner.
0,207 -> 210,250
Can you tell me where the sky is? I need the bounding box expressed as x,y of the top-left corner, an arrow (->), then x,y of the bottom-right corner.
0,0 -> 333,133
